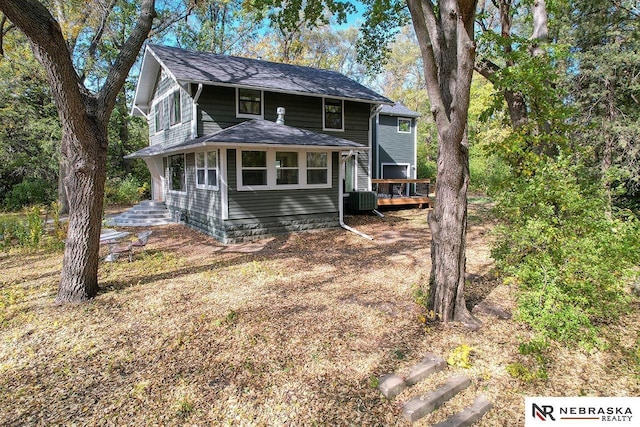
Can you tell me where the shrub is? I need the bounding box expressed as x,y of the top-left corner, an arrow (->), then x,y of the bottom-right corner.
492,158 -> 640,347
3,178 -> 55,211
104,176 -> 147,206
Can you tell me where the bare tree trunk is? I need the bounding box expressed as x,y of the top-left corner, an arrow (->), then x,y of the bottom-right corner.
428,129 -> 472,323
58,159 -> 69,214
406,0 -> 478,325
57,115 -> 108,301
0,0 -> 156,303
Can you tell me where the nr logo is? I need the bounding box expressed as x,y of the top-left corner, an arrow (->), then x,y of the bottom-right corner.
532,403 -> 556,421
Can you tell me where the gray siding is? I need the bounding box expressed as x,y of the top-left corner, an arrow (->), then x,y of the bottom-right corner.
374,114 -> 416,178
149,75 -> 192,147
197,87 -> 371,145
164,152 -> 222,220
357,151 -> 370,191
226,149 -> 339,220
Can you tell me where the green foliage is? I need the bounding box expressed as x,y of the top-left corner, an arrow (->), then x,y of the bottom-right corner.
492,157 -> 640,346
0,35 -> 60,210
3,179 -> 56,211
104,176 -> 148,206
506,338 -> 549,383
1,206 -> 42,249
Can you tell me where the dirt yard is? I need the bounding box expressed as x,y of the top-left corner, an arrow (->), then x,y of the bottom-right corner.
1,199 -> 638,425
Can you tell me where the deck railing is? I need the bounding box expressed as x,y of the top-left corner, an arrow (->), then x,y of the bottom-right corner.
371,178 -> 433,208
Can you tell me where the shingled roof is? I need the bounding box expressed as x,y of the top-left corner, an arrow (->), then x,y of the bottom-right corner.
379,102 -> 421,118
125,119 -> 367,159
132,44 -> 391,116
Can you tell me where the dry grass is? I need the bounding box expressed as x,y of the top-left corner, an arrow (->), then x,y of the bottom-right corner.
1,200 -> 638,426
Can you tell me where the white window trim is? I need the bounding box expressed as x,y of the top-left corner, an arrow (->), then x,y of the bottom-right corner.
323,98 -> 344,132
237,149 -> 332,191
398,117 -> 412,134
169,89 -> 182,128
195,150 -> 219,190
168,153 -> 187,194
236,87 -> 264,119
153,102 -> 162,134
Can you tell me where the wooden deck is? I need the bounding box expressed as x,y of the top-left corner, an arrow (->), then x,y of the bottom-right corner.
372,179 -> 434,209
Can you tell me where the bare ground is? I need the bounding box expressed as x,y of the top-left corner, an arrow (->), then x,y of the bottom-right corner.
0,200 -> 638,426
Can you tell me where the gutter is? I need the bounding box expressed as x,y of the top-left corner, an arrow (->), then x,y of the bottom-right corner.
339,151 -> 374,240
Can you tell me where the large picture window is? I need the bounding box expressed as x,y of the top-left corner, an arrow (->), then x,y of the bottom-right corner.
238,149 -> 331,190
237,88 -> 263,118
323,98 -> 343,131
196,150 -> 218,189
168,154 -> 186,193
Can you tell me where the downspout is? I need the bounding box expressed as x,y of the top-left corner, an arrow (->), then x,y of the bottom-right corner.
191,83 -> 203,139
370,104 -> 383,182
369,104 -> 383,187
339,150 -> 374,240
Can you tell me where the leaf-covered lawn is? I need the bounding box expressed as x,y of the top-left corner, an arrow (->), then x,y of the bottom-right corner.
1,201 -> 638,425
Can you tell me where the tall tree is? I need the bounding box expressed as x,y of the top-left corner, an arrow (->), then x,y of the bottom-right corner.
361,0 -> 479,324
0,0 -> 156,302
568,0 -> 640,210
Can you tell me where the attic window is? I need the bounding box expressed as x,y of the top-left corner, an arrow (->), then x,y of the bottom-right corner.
237,88 -> 263,118
323,98 -> 343,131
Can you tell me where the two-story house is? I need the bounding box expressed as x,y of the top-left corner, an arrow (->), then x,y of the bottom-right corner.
126,44 -> 392,243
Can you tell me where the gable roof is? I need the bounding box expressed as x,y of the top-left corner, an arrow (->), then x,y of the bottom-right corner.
125,119 -> 367,159
379,102 -> 421,118
133,44 -> 392,116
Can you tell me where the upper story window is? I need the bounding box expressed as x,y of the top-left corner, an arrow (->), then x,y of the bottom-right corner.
196,150 -> 218,190
238,149 -> 331,190
323,98 -> 344,131
168,154 -> 186,193
169,90 -> 182,126
398,118 -> 412,133
237,88 -> 263,118
154,102 -> 163,134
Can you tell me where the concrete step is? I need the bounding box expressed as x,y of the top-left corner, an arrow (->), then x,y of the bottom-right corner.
379,353 -> 447,400
118,211 -> 172,218
405,353 -> 448,386
432,395 -> 494,427
106,200 -> 173,227
402,375 -> 472,422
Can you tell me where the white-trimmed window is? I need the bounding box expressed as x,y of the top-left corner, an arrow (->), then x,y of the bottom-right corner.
196,150 -> 218,189
237,88 -> 263,118
238,149 -> 332,190
154,101 -> 163,133
306,152 -> 328,185
168,154 -> 186,193
323,98 -> 343,131
241,150 -> 268,187
169,89 -> 182,126
398,118 -> 412,133
276,151 -> 299,185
